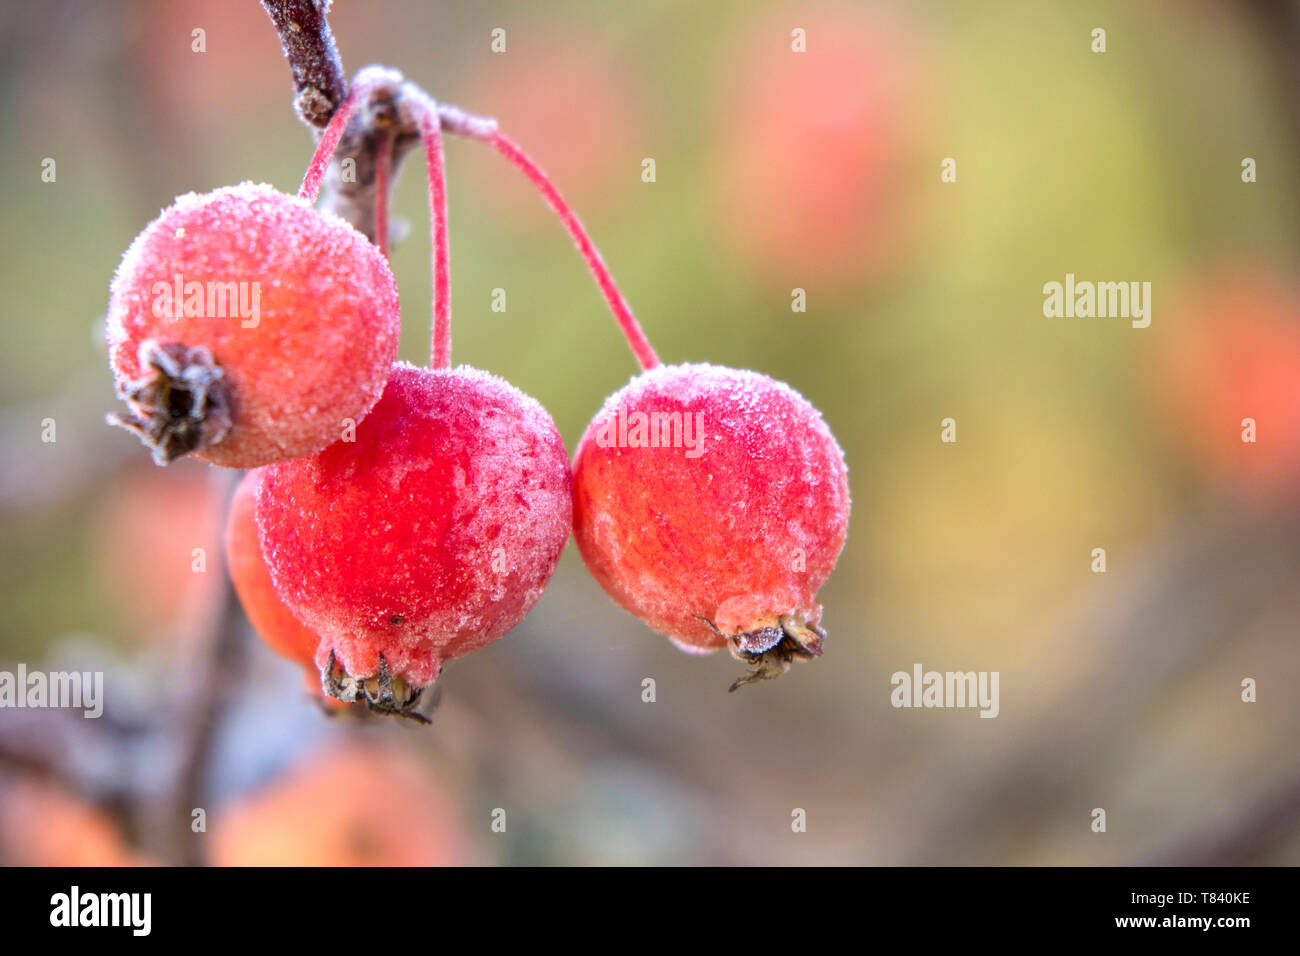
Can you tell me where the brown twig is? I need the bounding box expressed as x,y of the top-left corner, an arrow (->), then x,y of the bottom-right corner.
874,504 -> 1300,865
154,468 -> 246,866
1244,0 -> 1300,238
261,0 -> 419,241
1145,766 -> 1300,865
259,0 -> 346,128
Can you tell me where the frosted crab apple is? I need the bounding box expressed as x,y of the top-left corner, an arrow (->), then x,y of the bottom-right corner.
107,182 -> 400,467
226,469 -> 320,669
227,470 -> 356,710
443,114 -> 852,689
255,362 -> 572,719
573,363 -> 850,690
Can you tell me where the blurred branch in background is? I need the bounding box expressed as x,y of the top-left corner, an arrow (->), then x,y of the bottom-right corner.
1245,0 -> 1300,218
873,504 -> 1300,865
0,369 -> 132,510
0,469 -> 246,867
158,468 -> 245,867
1147,765 -> 1300,865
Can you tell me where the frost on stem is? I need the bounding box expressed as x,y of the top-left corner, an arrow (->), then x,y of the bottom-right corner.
407,91 -> 453,368
106,340 -> 232,466
372,125 -> 393,256
484,130 -> 661,371
260,0 -> 347,128
297,66 -> 405,205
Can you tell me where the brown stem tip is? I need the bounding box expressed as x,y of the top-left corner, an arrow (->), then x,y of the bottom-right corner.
107,340 -> 232,466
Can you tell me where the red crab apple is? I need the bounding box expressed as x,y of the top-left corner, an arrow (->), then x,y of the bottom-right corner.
449,107 -> 853,689
463,29 -> 640,221
227,471 -> 357,712
0,779 -> 154,867
255,362 -> 572,719
572,363 -> 850,689
107,182 -> 400,467
709,3 -> 918,290
211,741 -> 464,866
93,460 -> 221,646
226,471 -> 322,664
1152,270 -> 1300,503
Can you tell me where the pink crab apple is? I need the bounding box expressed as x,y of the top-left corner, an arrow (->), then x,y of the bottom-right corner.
573,363 -> 850,689
255,362 -> 573,719
106,182 -> 400,467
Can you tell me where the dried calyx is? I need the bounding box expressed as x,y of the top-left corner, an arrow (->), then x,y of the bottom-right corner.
320,651 -> 430,723
107,340 -> 232,466
702,615 -> 827,692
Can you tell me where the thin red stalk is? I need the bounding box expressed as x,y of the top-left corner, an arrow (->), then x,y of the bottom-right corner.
417,102 -> 452,369
485,130 -> 660,370
298,79 -> 367,202
373,127 -> 392,256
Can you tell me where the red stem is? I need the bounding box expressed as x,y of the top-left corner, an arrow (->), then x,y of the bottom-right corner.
373,128 -> 392,257
485,130 -> 660,371
417,102 -> 453,369
297,78 -> 368,202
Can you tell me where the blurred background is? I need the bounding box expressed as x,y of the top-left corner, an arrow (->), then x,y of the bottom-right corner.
1,0 -> 1299,865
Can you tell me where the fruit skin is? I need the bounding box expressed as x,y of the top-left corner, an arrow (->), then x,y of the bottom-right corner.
211,741 -> 464,866
256,362 -> 573,696
227,471 -> 352,713
107,181 -> 400,468
572,363 -> 849,685
226,469 -> 321,668
0,779 -> 154,867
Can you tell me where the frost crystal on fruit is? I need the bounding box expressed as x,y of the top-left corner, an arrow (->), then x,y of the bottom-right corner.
255,362 -> 573,717
106,182 -> 400,468
573,362 -> 850,689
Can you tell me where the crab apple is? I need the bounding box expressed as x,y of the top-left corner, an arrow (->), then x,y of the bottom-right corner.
255,361 -> 572,719
211,741 -> 464,866
572,363 -> 849,690
709,4 -> 920,290
1151,270 -> 1300,503
106,181 -> 400,467
93,459 -> 222,647
225,469 -> 320,669
226,471 -> 353,713
0,779 -> 154,867
463,27 -> 642,221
